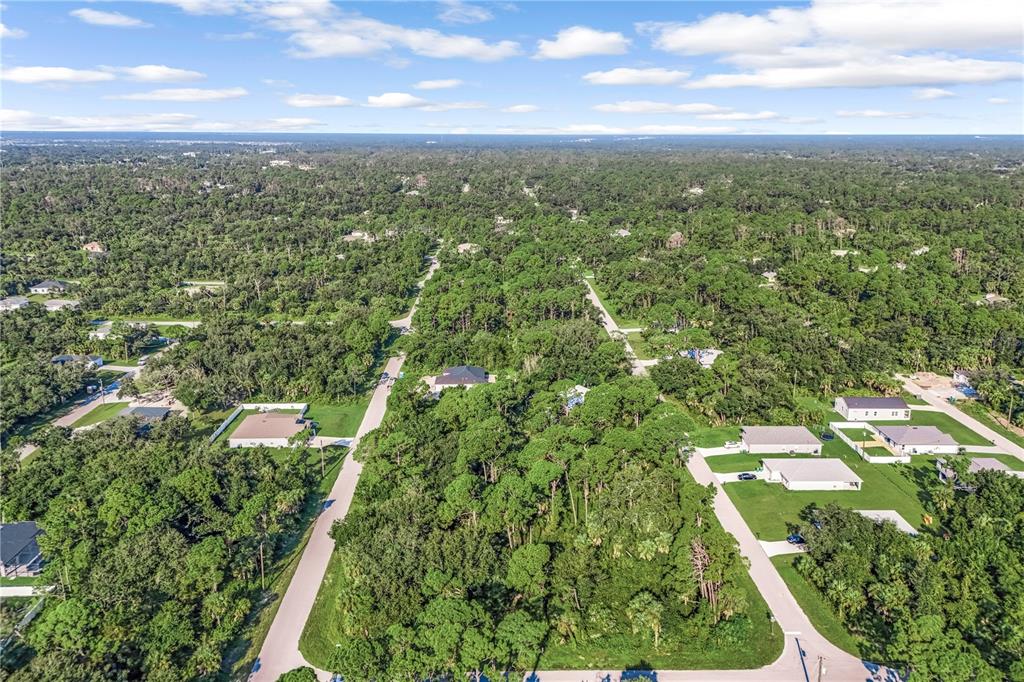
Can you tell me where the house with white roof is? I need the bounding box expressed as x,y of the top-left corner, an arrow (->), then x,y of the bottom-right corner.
0,296 -> 30,312
834,396 -> 911,421
875,425 -> 958,456
740,426 -> 822,454
762,458 -> 862,491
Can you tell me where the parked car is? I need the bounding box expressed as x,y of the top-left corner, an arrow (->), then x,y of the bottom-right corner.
380,372 -> 390,383
786,533 -> 805,545
820,431 -> 835,441
723,440 -> 741,449
737,472 -> 757,481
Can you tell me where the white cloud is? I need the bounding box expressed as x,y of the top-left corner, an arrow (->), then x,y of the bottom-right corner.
685,55 -> 1023,89
988,97 -> 1010,104
1,22 -> 27,38
1,108 -> 325,132
535,26 -> 630,60
583,67 -> 691,86
415,79 -> 464,90
107,87 -> 248,101
639,9 -> 811,56
1,66 -> 115,84
70,8 -> 151,28
285,93 -> 353,107
419,101 -> 487,112
437,0 -> 493,25
913,87 -> 954,100
205,31 -> 259,41
836,109 -> 921,119
262,79 -> 295,87
366,92 -> 429,108
502,104 -> 539,113
593,100 -> 729,114
697,110 -> 780,121
101,65 -> 205,82
497,123 -> 738,135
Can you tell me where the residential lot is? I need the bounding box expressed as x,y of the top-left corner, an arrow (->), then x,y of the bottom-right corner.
871,409 -> 989,446
70,401 -> 131,428
720,439 -> 934,540
771,555 -> 862,657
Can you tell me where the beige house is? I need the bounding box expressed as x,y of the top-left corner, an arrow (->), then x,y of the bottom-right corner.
762,458 -> 862,491
228,412 -> 311,448
741,426 -> 822,454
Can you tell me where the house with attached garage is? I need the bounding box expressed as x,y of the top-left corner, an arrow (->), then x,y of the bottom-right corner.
834,396 -> 911,421
740,425 -> 822,454
423,365 -> 493,395
762,458 -> 862,491
875,425 -> 959,456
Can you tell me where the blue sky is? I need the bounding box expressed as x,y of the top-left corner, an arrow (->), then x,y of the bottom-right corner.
2,0 -> 1022,134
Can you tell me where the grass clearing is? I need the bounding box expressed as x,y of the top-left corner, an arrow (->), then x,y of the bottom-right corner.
705,452 -> 819,474
722,439 -> 934,540
306,399 -> 370,438
583,275 -> 642,329
957,401 -> 1024,449
900,391 -> 929,406
690,425 -> 741,448
626,331 -> 657,360
0,576 -> 38,587
771,555 -> 863,657
71,401 -> 131,428
871,410 -> 989,446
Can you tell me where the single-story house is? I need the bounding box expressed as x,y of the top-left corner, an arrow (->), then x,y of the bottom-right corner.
51,354 -> 103,369
435,365 -> 490,387
89,321 -> 113,340
83,241 -> 106,254
875,424 -> 958,455
681,348 -> 722,369
834,396 -> 911,421
119,405 -> 172,422
44,299 -> 80,312
29,279 -> 70,295
0,295 -> 30,312
938,457 -> 1024,484
227,412 -> 311,448
762,458 -> 862,491
741,426 -> 822,455
1,521 -> 43,578
856,510 -> 918,535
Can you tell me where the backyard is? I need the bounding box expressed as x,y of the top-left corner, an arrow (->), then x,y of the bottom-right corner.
721,439 -> 936,540
305,399 -> 370,438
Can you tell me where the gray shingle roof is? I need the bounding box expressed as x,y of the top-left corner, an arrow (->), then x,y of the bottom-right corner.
120,406 -> 171,421
839,396 -> 909,410
876,425 -> 956,446
741,425 -> 821,446
1,522 -> 41,565
435,365 -> 488,385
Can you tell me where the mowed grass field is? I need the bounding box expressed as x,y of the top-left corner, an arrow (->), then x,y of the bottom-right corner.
871,410 -> 990,446
71,401 -> 131,428
771,555 -> 864,658
306,399 -> 370,438
722,439 -> 935,540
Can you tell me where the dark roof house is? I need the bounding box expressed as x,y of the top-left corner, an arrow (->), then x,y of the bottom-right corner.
435,365 -> 489,386
119,406 -> 172,422
1,521 -> 43,577
839,397 -> 909,410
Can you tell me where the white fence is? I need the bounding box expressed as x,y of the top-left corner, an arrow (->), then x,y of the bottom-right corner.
209,402 -> 309,444
829,420 -> 910,464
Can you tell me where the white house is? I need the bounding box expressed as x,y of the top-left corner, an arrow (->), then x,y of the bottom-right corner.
44,299 -> 80,312
741,426 -> 822,455
875,425 -> 958,456
0,296 -> 30,312
227,412 -> 311,448
29,280 -> 70,295
834,396 -> 911,421
762,458 -> 862,491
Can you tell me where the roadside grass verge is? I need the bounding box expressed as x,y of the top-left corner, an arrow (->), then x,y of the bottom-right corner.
71,401 -> 131,428
722,440 -> 934,540
583,274 -> 642,329
705,452 -> 819,474
770,555 -> 863,657
306,399 -> 370,438
956,401 -> 1024,449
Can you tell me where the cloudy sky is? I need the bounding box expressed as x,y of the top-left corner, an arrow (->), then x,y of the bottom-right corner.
1,0 -> 1022,134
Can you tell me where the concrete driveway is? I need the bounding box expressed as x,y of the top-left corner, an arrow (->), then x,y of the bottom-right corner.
716,472 -> 759,483
761,540 -> 808,557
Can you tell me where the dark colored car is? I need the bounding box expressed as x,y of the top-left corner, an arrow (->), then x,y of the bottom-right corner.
787,533 -> 806,545
820,431 -> 835,441
737,472 -> 757,481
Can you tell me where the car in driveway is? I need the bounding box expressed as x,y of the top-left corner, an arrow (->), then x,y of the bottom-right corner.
737,472 -> 757,481
786,533 -> 806,545
723,440 -> 742,449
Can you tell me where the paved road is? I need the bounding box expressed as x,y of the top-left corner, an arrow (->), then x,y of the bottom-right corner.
899,374 -> 1024,461
390,256 -> 440,330
253,354 -> 405,682
254,255 -> 441,682
582,278 -> 652,376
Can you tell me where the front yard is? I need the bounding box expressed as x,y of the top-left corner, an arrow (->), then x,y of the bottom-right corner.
305,399 -> 370,438
722,439 -> 935,540
71,401 -> 131,428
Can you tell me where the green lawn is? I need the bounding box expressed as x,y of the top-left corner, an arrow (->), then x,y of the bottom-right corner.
840,428 -> 876,442
771,555 -> 863,657
583,275 -> 642,328
870,410 -> 990,446
71,401 -> 131,428
957,401 -> 1024,449
104,339 -> 169,366
690,425 -> 741,448
705,452 -> 819,474
900,391 -> 929,406
723,439 -> 934,540
626,331 -> 657,360
0,576 -> 38,587
864,446 -> 892,457
223,447 -> 348,680
306,399 -> 370,438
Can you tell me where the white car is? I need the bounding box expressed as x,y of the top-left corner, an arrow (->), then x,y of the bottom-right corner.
723,440 -> 742,449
